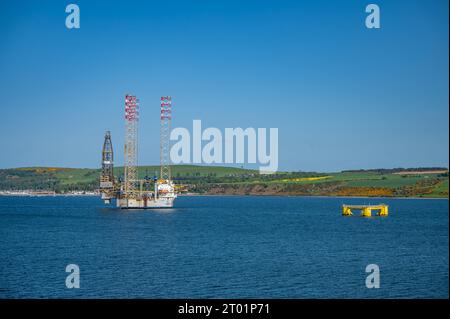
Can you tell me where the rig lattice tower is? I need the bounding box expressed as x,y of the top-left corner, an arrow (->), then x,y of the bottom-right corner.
101,131 -> 114,186
124,94 -> 139,197
160,96 -> 172,180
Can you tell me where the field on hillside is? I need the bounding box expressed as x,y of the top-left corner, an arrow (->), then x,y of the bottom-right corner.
0,166 -> 448,198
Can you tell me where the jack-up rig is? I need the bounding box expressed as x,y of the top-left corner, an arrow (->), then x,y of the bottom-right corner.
99,95 -> 177,208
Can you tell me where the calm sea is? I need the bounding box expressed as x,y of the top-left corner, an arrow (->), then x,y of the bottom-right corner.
0,195 -> 448,298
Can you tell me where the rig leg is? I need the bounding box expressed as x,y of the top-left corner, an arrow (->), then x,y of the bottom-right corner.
378,206 -> 388,216
361,208 -> 372,217
342,206 -> 353,216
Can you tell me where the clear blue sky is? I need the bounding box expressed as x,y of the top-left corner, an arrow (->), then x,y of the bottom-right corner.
0,0 -> 448,171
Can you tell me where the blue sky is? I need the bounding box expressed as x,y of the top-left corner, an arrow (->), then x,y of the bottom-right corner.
0,0 -> 448,171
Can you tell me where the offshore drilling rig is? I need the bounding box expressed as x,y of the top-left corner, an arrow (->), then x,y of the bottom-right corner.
99,95 -> 177,208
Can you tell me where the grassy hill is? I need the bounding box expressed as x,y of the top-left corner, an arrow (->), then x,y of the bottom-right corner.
0,165 -> 448,198
0,165 -> 258,192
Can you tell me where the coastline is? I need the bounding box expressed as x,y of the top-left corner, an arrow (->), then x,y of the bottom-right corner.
1,192 -> 447,200
174,193 -> 450,200
0,193 -> 98,197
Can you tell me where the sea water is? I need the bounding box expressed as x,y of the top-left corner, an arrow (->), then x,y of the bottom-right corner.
0,195 -> 448,298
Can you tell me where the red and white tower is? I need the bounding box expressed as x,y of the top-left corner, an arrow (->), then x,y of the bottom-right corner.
124,94 -> 139,196
160,96 -> 172,180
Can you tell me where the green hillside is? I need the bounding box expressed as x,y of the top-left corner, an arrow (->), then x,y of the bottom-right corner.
0,165 -> 258,192
0,165 -> 448,198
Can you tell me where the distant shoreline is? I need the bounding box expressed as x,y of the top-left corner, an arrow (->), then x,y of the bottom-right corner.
0,191 -> 449,200
2,166 -> 447,199
2,193 -> 445,200
0,192 -> 98,197
178,193 -> 449,200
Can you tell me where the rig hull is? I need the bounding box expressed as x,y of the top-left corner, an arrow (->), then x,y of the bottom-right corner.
116,197 -> 176,209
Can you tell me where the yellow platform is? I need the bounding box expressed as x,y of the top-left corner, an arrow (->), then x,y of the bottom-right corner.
342,204 -> 388,217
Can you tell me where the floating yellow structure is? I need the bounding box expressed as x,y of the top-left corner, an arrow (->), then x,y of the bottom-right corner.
342,204 -> 389,217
